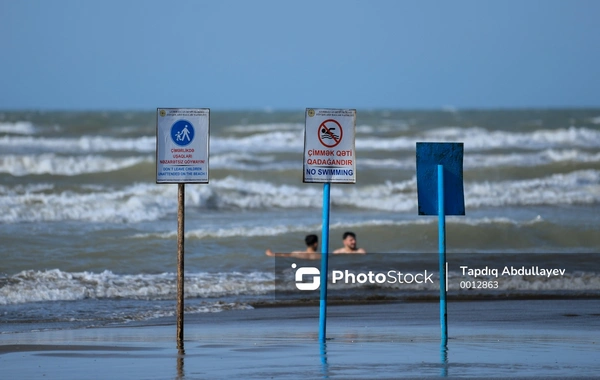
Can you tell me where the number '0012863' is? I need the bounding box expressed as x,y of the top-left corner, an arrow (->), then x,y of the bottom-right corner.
459,281 -> 498,289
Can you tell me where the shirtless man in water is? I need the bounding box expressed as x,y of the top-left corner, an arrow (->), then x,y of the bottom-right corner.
333,231 -> 366,254
265,234 -> 321,260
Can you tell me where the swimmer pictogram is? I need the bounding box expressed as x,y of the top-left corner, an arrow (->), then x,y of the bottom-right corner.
318,119 -> 343,148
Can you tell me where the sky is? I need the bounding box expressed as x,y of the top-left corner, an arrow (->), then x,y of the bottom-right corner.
1,0 -> 599,110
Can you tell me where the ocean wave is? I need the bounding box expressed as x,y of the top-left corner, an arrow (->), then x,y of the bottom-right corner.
224,122 -> 401,135
466,149 -> 600,168
217,126 -> 600,152
1,170 -> 598,223
2,268 -> 598,306
2,126 -> 599,156
211,152 -> 297,171
0,131 -> 303,155
135,223 -> 318,240
0,269 -> 274,305
276,269 -> 600,296
0,182 -> 183,223
423,126 -> 600,150
0,121 -> 36,135
466,170 -> 600,207
0,154 -> 152,176
355,126 -> 600,151
225,122 -> 303,133
0,135 -> 156,153
1,148 -> 599,177
212,131 -> 304,153
359,147 -> 600,170
134,217 -> 545,240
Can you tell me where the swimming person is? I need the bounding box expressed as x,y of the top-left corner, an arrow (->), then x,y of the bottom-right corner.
333,231 -> 366,254
265,234 -> 321,260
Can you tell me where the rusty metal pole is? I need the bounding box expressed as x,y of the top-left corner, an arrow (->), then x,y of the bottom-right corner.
177,183 -> 185,344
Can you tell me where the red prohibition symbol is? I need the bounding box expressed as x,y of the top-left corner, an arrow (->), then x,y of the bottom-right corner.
317,119 -> 343,148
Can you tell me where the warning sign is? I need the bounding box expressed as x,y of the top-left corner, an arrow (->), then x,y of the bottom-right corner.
156,108 -> 210,184
304,108 -> 356,183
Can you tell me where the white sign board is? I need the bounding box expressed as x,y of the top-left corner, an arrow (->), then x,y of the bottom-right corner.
304,108 -> 356,183
156,108 -> 209,184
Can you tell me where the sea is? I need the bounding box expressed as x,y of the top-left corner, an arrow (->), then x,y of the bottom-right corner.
1,108 -> 599,334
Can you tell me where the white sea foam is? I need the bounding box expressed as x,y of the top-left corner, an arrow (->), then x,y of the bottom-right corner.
465,149 -> 600,168
360,149 -> 600,170
2,267 -> 597,306
212,131 -> 304,153
359,158 -> 411,169
0,269 -> 274,305
211,152 -> 297,171
0,132 -> 301,154
358,127 -> 600,151
0,170 -> 598,223
466,170 -> 600,207
203,171 -> 600,212
0,135 -> 156,153
134,216 -> 544,240
0,182 -> 186,223
1,148 -> 598,177
1,127 -> 599,156
0,121 -> 36,135
224,122 -> 401,135
136,224 -> 318,240
225,122 -> 303,133
215,126 -> 600,152
435,126 -> 600,149
0,154 -> 152,176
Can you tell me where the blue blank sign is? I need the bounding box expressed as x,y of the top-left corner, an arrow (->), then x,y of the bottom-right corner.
416,142 -> 465,215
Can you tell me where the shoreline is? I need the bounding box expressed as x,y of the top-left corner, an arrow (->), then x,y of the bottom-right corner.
2,299 -> 599,379
252,293 -> 600,307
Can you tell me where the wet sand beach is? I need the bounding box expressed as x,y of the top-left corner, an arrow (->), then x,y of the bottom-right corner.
2,299 -> 599,379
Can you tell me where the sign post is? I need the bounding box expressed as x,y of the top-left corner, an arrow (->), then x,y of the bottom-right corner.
437,164 -> 447,342
177,182 -> 185,345
304,108 -> 356,343
156,108 -> 210,345
416,142 -> 464,344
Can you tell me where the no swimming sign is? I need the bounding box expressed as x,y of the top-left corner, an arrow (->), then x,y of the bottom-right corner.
304,108 -> 356,183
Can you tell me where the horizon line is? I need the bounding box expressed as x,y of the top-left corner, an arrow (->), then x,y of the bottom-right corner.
2,105 -> 600,113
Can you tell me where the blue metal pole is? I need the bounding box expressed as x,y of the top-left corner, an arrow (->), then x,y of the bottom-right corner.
320,340 -> 329,369
438,165 -> 447,343
319,182 -> 331,343
440,341 -> 448,377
